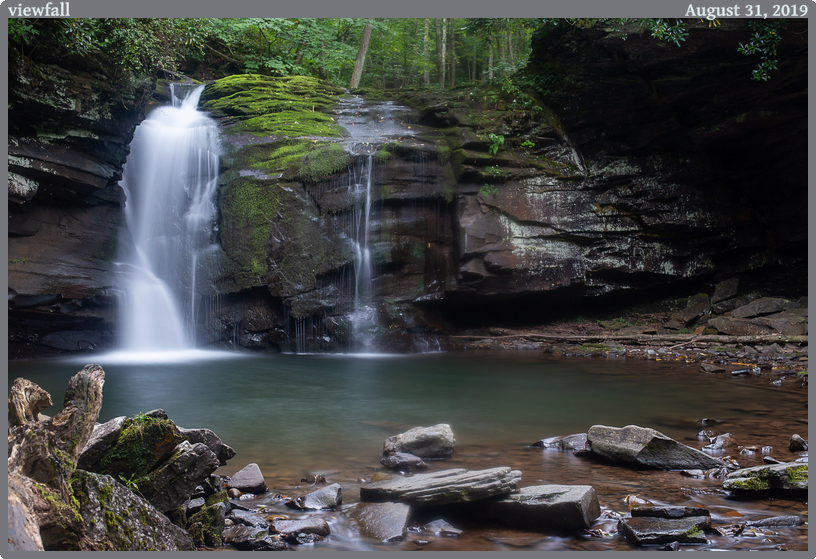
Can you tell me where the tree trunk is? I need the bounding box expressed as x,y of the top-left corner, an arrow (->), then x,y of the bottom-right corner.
506,28 -> 515,68
349,21 -> 373,90
435,18 -> 445,88
423,19 -> 430,86
448,19 -> 456,88
488,40 -> 494,80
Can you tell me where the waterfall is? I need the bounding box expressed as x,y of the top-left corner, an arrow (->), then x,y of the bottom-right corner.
117,84 -> 220,352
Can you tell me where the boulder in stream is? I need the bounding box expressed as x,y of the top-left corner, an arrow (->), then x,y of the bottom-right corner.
381,452 -> 428,471
586,425 -> 726,470
285,482 -> 342,510
360,467 -> 521,506
474,485 -> 601,532
723,462 -> 808,492
531,433 -> 588,451
789,434 -> 808,452
618,514 -> 711,546
226,463 -> 268,494
383,423 -> 455,460
348,502 -> 411,542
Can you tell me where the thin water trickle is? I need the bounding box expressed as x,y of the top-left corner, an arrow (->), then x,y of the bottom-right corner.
117,84 -> 220,352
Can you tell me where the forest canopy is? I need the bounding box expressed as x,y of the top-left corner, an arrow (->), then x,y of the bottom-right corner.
8,17 -> 789,86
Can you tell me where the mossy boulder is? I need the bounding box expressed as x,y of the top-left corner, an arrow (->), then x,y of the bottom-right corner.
93,415 -> 183,480
186,501 -> 228,547
723,462 -> 808,492
201,74 -> 345,138
70,470 -> 194,551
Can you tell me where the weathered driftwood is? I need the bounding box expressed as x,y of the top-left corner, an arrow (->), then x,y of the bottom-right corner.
7,364 -> 106,550
450,333 -> 807,345
8,377 -> 53,427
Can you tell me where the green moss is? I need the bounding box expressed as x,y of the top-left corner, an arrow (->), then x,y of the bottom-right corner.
729,477 -> 771,491
201,74 -> 345,138
218,177 -> 282,288
785,465 -> 808,484
95,416 -> 180,479
204,490 -> 228,507
229,110 -> 343,138
299,143 -> 351,182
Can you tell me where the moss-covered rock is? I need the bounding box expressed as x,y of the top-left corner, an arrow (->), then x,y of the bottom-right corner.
201,74 -> 345,138
94,415 -> 183,481
723,462 -> 808,492
186,502 -> 227,547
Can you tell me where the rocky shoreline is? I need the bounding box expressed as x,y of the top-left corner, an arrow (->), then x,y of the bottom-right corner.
8,367 -> 808,551
451,288 -> 808,382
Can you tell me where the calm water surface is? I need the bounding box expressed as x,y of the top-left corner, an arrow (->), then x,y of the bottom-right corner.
8,351 -> 808,551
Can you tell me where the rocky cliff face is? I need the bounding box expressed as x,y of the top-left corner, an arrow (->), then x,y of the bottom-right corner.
8,20 -> 807,356
8,51 -> 153,357
436,20 -> 807,325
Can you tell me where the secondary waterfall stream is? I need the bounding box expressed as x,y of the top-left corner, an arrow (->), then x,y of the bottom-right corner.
117,84 -> 220,352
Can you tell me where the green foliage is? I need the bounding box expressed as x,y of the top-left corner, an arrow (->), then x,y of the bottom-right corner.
738,20 -> 785,81
521,140 -> 535,149
487,133 -> 505,155
648,18 -> 688,46
478,184 -> 499,197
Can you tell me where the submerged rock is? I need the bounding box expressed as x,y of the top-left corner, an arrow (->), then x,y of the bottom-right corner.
360,467 -> 521,506
348,502 -> 411,542
475,485 -> 601,532
383,424 -> 455,460
586,425 -> 726,470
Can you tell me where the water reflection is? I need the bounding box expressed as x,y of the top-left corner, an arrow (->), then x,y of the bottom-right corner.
8,351 -> 807,551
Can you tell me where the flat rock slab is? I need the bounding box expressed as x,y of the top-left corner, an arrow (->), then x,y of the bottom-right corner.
227,463 -> 268,494
586,425 -> 726,470
286,483 -> 342,510
271,518 -> 330,536
360,467 -> 521,506
631,507 -> 710,519
723,462 -> 808,491
475,485 -> 601,532
383,424 -> 455,459
348,502 -> 411,542
618,515 -> 711,545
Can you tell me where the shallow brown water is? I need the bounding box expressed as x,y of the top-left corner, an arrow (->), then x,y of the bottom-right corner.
9,350 -> 808,551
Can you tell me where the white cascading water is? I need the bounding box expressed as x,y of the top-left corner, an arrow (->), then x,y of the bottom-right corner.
117,84 -> 220,352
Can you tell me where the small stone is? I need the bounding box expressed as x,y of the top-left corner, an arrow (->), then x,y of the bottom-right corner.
680,469 -> 705,478
746,515 -> 805,527
704,433 -> 737,451
714,524 -> 744,537
789,434 -> 808,452
700,363 -> 726,374
422,519 -> 462,537
763,456 -> 783,465
228,488 -> 241,499
661,541 -> 681,550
